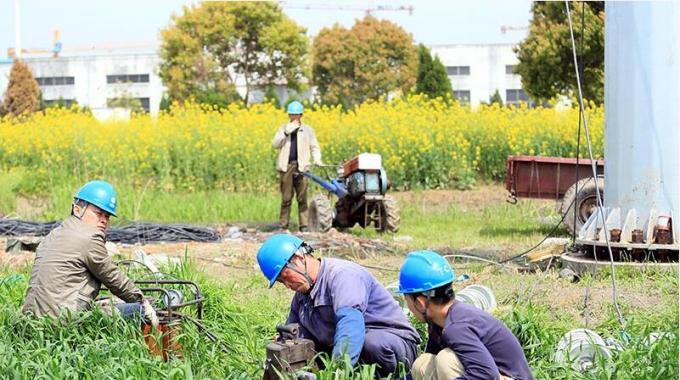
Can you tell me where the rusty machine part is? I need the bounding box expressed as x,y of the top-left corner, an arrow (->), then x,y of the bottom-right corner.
263,323 -> 317,380
106,261 -> 232,361
135,280 -> 204,361
574,214 -> 678,265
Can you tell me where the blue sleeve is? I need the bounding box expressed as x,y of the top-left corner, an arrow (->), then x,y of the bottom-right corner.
332,306 -> 366,365
446,325 -> 500,380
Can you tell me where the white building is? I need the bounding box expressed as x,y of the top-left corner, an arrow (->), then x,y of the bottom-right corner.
0,47 -> 164,117
429,43 -> 530,107
0,43 -> 532,116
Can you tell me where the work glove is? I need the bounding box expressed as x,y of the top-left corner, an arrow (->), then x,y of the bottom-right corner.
142,299 -> 159,329
284,122 -> 300,135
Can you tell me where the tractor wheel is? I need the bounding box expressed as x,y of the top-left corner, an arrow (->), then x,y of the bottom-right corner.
561,177 -> 604,235
309,194 -> 333,232
377,196 -> 401,233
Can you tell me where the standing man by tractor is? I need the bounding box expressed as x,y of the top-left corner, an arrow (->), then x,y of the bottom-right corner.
272,101 -> 322,233
22,180 -> 158,328
257,234 -> 420,378
398,251 -> 533,380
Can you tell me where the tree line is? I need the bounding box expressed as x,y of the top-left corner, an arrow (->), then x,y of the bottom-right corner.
2,1 -> 604,117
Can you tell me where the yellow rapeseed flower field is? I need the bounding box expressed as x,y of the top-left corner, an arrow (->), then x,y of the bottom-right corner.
0,95 -> 603,192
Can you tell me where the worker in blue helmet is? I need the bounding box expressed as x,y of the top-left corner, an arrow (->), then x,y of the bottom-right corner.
272,100 -> 322,232
22,181 -> 158,328
399,251 -> 533,380
257,234 -> 420,378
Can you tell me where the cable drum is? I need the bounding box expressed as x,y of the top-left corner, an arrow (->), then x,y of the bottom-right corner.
554,329 -> 613,372
455,285 -> 497,312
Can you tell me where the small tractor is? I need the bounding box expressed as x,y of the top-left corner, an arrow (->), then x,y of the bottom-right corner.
303,153 -> 400,233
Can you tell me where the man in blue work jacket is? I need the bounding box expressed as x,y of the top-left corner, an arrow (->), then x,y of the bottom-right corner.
398,250 -> 533,380
257,234 -> 420,378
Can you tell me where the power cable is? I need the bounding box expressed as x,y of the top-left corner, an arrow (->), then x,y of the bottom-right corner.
0,219 -> 221,244
565,0 -> 626,329
572,0 -> 585,245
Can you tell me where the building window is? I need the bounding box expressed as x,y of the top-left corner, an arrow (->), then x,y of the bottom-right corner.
107,97 -> 150,112
506,89 -> 531,104
107,74 -> 150,84
505,65 -> 517,74
446,66 -> 470,76
36,76 -> 75,86
453,90 -> 471,103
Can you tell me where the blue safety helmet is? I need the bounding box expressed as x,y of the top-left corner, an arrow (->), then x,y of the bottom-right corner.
286,101 -> 304,115
74,180 -> 118,217
257,234 -> 304,288
398,250 -> 456,294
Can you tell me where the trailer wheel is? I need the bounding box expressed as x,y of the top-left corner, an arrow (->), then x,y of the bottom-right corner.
561,177 -> 604,235
309,194 -> 333,232
377,196 -> 401,233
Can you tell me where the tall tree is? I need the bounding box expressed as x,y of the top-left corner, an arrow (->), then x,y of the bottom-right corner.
312,16 -> 417,109
159,2 -> 309,106
2,60 -> 40,117
514,1 -> 604,104
415,44 -> 452,100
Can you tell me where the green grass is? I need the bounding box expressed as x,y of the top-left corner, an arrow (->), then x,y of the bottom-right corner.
1,259 -> 677,379
3,171 -> 561,254
0,169 -> 24,216
356,196 -> 560,253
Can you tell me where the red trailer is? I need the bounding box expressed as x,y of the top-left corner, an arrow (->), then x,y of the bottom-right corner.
505,155 -> 605,234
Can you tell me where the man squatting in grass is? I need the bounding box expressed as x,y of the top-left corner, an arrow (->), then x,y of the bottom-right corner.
22,180 -> 158,328
272,101 -> 322,233
399,250 -> 533,380
258,234 -> 421,378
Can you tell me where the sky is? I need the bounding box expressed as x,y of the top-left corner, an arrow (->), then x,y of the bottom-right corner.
0,0 -> 533,59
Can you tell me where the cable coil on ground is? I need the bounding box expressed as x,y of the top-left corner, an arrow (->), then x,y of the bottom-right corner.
0,219 -> 221,244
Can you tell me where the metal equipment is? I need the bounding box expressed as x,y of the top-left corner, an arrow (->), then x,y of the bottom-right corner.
554,329 -> 614,372
564,1 -> 679,270
303,153 -> 400,233
455,285 -> 497,312
505,155 -> 605,235
135,279 -> 207,361
102,261 -> 231,361
263,323 -> 317,380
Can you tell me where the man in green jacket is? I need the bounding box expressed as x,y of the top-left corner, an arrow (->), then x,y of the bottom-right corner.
22,180 -> 158,327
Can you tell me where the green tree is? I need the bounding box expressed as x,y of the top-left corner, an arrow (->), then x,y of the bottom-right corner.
312,16 -> 417,109
1,60 -> 40,117
514,1 -> 604,104
489,90 -> 503,106
415,44 -> 452,100
159,2 -> 309,106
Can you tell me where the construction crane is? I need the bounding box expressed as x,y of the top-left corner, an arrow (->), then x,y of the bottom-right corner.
8,28 -> 156,59
279,2 -> 414,16
500,25 -> 528,34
